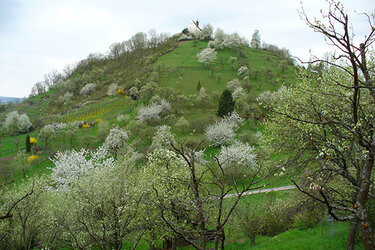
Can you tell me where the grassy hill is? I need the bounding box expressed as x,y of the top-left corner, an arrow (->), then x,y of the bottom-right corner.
2,36 -> 352,249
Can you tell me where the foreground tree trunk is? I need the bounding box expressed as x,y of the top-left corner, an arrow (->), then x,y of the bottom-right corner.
347,219 -> 358,250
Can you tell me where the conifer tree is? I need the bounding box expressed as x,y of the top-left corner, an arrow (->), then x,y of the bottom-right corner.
26,134 -> 31,153
217,89 -> 235,117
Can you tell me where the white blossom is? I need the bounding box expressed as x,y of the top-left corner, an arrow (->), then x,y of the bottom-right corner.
237,65 -> 250,77
197,48 -> 217,66
205,120 -> 235,146
117,114 -> 129,122
136,99 -> 171,122
102,127 -> 129,153
49,147 -> 114,191
218,140 -> 257,170
4,111 -> 32,134
107,83 -> 118,96
227,78 -> 242,91
80,83 -> 96,96
151,125 -> 175,149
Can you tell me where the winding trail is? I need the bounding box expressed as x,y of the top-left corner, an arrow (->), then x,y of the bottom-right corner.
224,185 -> 296,199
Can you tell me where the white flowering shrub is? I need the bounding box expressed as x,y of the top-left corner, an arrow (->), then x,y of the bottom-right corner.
4,111 -> 32,134
218,140 -> 257,170
107,83 -> 118,96
227,78 -> 241,91
102,127 -> 129,153
237,65 -> 250,78
80,83 -> 96,96
151,125 -> 175,149
205,120 -> 235,146
136,99 -> 171,122
49,147 -> 114,191
117,114 -> 129,122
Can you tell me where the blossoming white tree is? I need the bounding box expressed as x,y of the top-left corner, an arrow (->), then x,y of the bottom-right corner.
107,83 -> 118,96
49,147 -> 114,191
4,111 -> 32,134
80,83 -> 96,96
205,111 -> 244,146
197,48 -> 217,66
136,99 -> 171,122
150,125 -> 175,149
102,127 -> 129,153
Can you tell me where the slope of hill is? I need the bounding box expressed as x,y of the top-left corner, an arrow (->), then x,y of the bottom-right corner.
0,38 -> 297,178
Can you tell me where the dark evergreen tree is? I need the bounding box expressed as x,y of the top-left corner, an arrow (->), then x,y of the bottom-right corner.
217,89 -> 235,117
26,134 -> 31,153
196,81 -> 201,91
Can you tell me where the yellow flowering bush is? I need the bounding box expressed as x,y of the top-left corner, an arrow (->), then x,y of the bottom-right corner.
29,137 -> 37,144
82,123 -> 91,128
27,155 -> 39,163
116,88 -> 125,95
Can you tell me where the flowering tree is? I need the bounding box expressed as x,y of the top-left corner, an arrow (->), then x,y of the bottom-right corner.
197,48 -> 217,66
102,127 -> 129,154
264,1 -> 375,248
205,120 -> 235,147
206,111 -> 243,147
4,111 -> 32,135
80,83 -> 96,96
107,83 -> 118,96
49,147 -> 114,191
250,30 -> 261,49
218,140 -> 257,170
143,144 -> 264,249
136,99 -> 171,122
226,78 -> 241,91
237,66 -> 249,78
150,125 -> 175,149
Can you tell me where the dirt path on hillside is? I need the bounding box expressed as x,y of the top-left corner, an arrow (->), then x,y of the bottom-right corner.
224,185 -> 296,199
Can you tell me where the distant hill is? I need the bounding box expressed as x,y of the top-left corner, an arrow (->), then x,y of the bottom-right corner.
0,96 -> 24,104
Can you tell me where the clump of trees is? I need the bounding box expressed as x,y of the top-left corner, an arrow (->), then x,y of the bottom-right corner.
263,1 -> 375,249
3,111 -> 32,135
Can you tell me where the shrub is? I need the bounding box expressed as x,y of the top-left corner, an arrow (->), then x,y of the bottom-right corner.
80,83 -> 96,96
27,154 -> 39,164
178,34 -> 193,41
117,114 -> 129,122
107,83 -> 118,96
136,99 -> 171,122
29,137 -> 37,144
82,123 -> 91,128
116,88 -> 125,95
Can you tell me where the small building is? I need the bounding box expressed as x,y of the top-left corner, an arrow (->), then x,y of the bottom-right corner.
187,20 -> 202,35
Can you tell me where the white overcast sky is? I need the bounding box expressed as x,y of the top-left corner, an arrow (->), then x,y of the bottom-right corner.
0,0 -> 374,97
